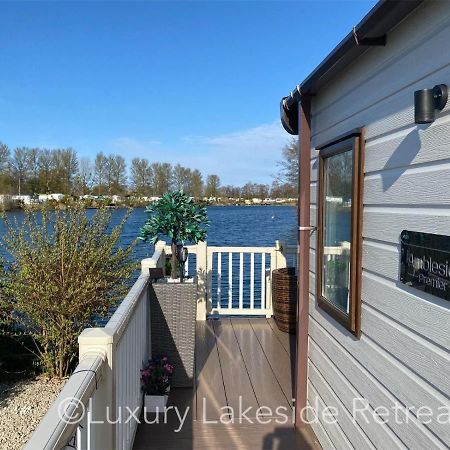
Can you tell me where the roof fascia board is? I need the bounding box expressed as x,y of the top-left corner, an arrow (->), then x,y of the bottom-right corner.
299,0 -> 425,96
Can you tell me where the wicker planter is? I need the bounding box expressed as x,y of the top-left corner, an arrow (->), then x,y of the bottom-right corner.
272,267 -> 297,334
149,280 -> 197,387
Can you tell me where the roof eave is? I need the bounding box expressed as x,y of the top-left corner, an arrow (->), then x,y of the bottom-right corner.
286,0 -> 425,101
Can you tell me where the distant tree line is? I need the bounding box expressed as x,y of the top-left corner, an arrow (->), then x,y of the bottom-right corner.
0,140 -> 298,199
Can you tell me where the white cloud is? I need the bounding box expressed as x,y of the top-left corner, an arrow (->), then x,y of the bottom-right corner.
110,137 -> 163,154
109,121 -> 290,185
201,121 -> 285,148
189,121 -> 290,185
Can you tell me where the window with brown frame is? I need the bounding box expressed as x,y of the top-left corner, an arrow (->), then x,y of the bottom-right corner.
316,131 -> 364,336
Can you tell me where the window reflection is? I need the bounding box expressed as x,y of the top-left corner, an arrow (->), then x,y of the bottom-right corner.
321,150 -> 353,313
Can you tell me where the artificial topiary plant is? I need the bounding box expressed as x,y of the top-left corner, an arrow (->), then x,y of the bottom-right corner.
139,191 -> 209,279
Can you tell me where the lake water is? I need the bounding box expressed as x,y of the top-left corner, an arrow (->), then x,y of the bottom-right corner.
120,205 -> 297,262
0,205 -> 297,260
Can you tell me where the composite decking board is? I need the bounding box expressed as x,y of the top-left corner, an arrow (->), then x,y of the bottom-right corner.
134,387 -> 320,449
134,407 -> 321,449
190,423 -> 321,450
230,318 -> 291,414
212,318 -> 260,415
249,318 -> 295,405
133,319 -> 321,449
194,320 -> 227,420
267,317 -> 296,358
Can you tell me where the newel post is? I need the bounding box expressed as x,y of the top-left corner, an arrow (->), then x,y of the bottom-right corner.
78,328 -> 116,450
196,240 -> 208,321
266,241 -> 288,317
141,240 -> 166,274
275,240 -> 288,270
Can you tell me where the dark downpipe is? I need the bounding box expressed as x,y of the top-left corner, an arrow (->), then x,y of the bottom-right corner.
295,96 -> 311,429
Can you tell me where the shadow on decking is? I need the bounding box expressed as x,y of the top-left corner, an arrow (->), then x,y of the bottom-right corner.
133,318 -> 320,450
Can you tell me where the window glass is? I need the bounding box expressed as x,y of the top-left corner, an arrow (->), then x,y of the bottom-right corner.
321,149 -> 353,313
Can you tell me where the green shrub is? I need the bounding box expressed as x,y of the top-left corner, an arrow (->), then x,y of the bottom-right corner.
0,205 -> 136,378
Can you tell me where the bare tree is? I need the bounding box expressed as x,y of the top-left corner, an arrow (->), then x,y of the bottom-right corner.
109,155 -> 127,194
130,157 -> 152,195
205,174 -> 220,198
102,155 -> 127,194
38,149 -> 54,194
270,180 -> 296,198
256,183 -> 270,199
172,164 -> 191,192
74,157 -> 93,195
93,152 -> 108,194
0,142 -> 11,194
52,148 -> 78,194
151,162 -> 172,195
220,184 -> 241,199
240,182 -> 254,199
240,182 -> 269,199
9,147 -> 31,195
190,169 -> 203,198
104,155 -> 114,194
275,138 -> 298,193
0,142 -> 10,174
0,139 -> 298,200
27,148 -> 40,193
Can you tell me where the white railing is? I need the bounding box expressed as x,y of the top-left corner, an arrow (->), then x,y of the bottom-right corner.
104,273 -> 150,449
207,246 -> 275,316
153,240 -> 296,319
25,273 -> 150,450
23,354 -> 106,450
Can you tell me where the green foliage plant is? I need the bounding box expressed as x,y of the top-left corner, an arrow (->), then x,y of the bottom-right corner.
0,204 -> 136,378
139,191 -> 209,279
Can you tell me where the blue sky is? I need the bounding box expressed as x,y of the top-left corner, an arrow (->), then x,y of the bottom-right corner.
0,0 -> 377,185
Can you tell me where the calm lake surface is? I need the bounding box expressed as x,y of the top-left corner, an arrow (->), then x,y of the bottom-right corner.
0,205 -> 297,260
122,205 -> 297,261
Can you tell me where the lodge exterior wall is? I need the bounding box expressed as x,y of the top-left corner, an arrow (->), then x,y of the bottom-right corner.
307,2 -> 450,449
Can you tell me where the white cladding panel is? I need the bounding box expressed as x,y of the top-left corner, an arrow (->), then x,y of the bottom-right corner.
307,2 -> 450,448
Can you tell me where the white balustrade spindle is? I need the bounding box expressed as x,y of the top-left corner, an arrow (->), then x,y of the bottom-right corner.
217,252 -> 222,307
250,252 -> 255,310
239,253 -> 244,309
228,252 -> 233,309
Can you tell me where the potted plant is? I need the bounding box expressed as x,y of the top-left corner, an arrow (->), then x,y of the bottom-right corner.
139,191 -> 209,387
140,190 -> 209,280
142,356 -> 174,413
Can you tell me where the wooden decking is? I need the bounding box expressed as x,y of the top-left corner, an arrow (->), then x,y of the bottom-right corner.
133,318 -> 320,450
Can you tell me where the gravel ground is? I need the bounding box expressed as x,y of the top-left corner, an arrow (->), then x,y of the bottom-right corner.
0,377 -> 66,450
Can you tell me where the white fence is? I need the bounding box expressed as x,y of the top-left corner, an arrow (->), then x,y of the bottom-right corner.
145,240 -> 296,319
207,246 -> 277,316
24,273 -> 150,450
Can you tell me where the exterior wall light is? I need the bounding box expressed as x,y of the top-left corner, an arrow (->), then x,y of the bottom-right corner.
414,84 -> 448,124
